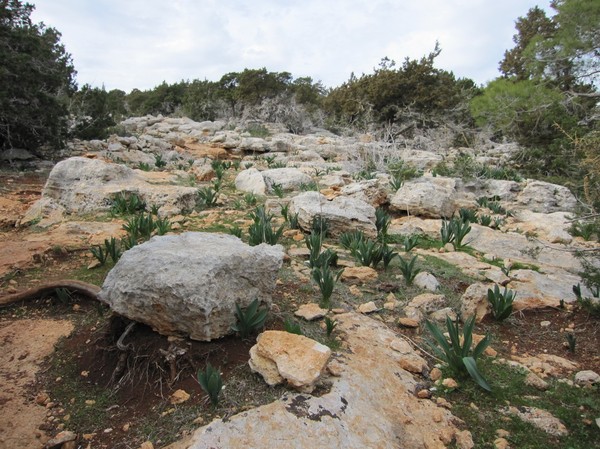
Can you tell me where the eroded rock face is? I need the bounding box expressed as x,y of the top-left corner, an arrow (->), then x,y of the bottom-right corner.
21,157 -> 197,223
390,176 -> 459,218
169,313 -> 472,449
98,233 -> 284,341
249,330 -> 331,392
288,191 -> 377,238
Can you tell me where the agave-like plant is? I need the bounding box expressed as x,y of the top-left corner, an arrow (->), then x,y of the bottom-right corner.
197,363 -> 223,407
231,298 -> 268,339
425,316 -> 492,391
487,284 -> 516,321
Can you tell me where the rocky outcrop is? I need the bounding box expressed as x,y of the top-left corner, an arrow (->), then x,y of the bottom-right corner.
20,157 -> 198,224
235,168 -> 267,195
262,168 -> 313,192
99,233 -> 284,341
168,312 -> 472,449
516,180 -> 577,213
288,191 -> 377,238
390,176 -> 462,218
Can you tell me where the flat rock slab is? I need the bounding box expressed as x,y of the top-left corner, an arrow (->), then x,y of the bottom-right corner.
168,312 -> 471,449
99,233 -> 284,341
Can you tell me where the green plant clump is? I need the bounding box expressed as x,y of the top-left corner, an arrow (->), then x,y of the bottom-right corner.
248,206 -> 284,246
197,363 -> 223,407
312,265 -> 344,309
425,316 -> 492,391
398,255 -> 421,285
487,284 -> 517,321
231,298 -> 268,339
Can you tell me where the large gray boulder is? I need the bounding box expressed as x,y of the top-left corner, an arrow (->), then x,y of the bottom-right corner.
99,233 -> 284,341
21,157 -> 197,224
262,168 -> 313,193
288,191 -> 377,237
516,180 -> 577,213
390,176 -> 459,218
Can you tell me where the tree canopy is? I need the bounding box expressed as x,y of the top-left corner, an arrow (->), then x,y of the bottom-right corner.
0,0 -> 75,153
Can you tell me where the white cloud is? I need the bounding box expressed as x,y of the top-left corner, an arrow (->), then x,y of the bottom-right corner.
31,0 -> 550,92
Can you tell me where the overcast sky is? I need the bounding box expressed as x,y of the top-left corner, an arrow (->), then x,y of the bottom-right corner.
31,0 -> 550,93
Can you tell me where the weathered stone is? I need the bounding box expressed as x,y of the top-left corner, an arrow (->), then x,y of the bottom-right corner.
390,176 -> 459,218
502,406 -> 568,436
460,283 -> 492,321
413,272 -> 440,291
398,317 -> 420,328
99,233 -> 283,341
407,293 -> 446,314
44,430 -> 76,449
169,390 -> 190,405
295,303 -> 327,321
574,370 -> 600,387
288,191 -> 377,238
263,168 -> 313,192
235,168 -> 267,195
249,331 -> 331,392
516,180 -> 577,213
341,266 -> 378,283
340,179 -> 388,207
357,301 -> 378,314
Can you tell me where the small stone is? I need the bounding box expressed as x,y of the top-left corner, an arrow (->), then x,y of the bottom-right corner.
82,433 -> 95,440
540,321 -> 551,327
574,370 -> 600,387
430,367 -> 442,381
469,402 -> 479,411
87,260 -> 102,270
84,400 -> 95,406
170,389 -> 190,404
80,371 -> 89,377
442,378 -> 459,389
341,266 -> 378,283
44,430 -> 76,448
103,428 -> 113,433
294,303 -> 327,321
193,416 -> 205,425
417,389 -> 431,399
36,392 -> 50,405
436,397 -> 452,409
455,430 -> 474,449
357,301 -> 378,314
122,423 -> 130,432
398,317 -> 419,328
327,359 -> 344,377
496,429 -> 510,438
494,437 -> 510,449
383,301 -> 396,310
72,304 -> 81,312
349,285 -> 363,296
139,442 -> 154,449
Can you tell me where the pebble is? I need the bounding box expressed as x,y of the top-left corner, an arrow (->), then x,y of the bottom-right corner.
429,367 -> 442,381
416,389 -> 431,399
540,321 -> 551,327
442,378 -> 459,389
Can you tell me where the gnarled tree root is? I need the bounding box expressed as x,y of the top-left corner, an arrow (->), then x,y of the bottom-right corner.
0,279 -> 101,307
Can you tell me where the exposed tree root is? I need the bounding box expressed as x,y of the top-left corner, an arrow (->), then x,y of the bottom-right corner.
0,279 -> 101,307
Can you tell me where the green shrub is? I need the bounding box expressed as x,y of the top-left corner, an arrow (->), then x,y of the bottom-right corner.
197,187 -> 219,208
197,363 -> 223,407
325,316 -> 338,336
110,192 -> 146,216
398,255 -> 420,285
440,217 -> 472,250
231,298 -> 268,338
352,238 -> 383,269
375,207 -> 391,242
311,216 -> 330,237
487,284 -> 516,321
339,230 -> 365,252
312,265 -> 344,309
248,206 -> 284,246
284,319 -> 303,335
425,316 -> 492,391
459,208 -> 478,223
403,235 -> 420,252
154,153 -> 167,169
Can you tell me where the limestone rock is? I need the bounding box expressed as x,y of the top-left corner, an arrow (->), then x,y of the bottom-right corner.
99,233 -> 284,341
413,272 -> 440,291
295,303 -> 327,321
235,168 -> 267,195
341,266 -> 378,283
574,370 -> 600,387
263,168 -> 313,192
249,331 -> 331,392
502,406 -> 568,436
23,157 -> 197,221
390,176 -> 459,218
516,180 -> 576,213
340,179 -> 388,207
288,191 -> 377,238
357,301 -> 378,314
460,283 -> 492,322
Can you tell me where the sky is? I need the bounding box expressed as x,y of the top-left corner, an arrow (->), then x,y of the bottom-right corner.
30,0 -> 551,93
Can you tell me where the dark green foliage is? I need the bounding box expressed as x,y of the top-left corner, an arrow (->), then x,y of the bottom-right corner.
311,265 -> 344,309
565,333 -> 576,353
288,212 -> 300,230
231,298 -> 268,339
197,187 -> 219,208
228,225 -> 242,238
352,238 -> 384,269
324,316 -> 338,336
459,208 -> 478,224
197,363 -> 223,407
425,316 -> 492,391
69,85 -> 121,140
381,244 -> 398,270
375,207 -> 391,242
90,237 -> 122,265
244,192 -> 258,207
397,255 -> 421,285
440,217 -> 472,250
283,319 -> 303,335
1,0 -> 76,154
569,220 -> 599,241
487,284 -> 516,321
478,214 -> 492,227
339,230 -> 365,252
403,235 -> 420,252
311,216 -> 330,237
248,206 -> 284,246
